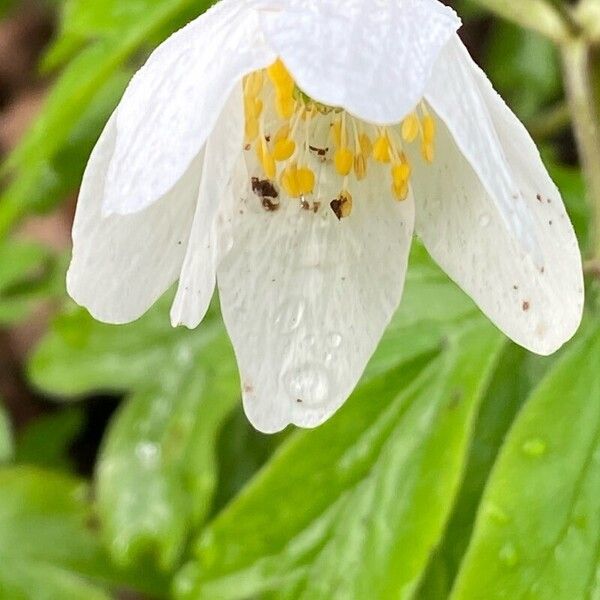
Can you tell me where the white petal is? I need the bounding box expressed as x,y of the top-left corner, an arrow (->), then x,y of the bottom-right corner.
259,0 -> 460,125
170,87 -> 245,328
105,0 -> 275,215
217,161 -> 415,433
425,35 -> 540,259
67,114 -> 202,324
412,108 -> 584,355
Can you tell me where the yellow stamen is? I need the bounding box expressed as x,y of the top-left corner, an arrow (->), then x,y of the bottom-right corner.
401,113 -> 420,143
354,153 -> 367,180
373,133 -> 391,163
422,115 -> 436,144
359,133 -> 373,158
331,190 -> 353,219
335,147 -> 354,176
257,140 -> 276,179
274,138 -> 296,161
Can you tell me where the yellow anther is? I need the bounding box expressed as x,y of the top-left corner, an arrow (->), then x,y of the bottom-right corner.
392,163 -> 411,187
392,181 -> 409,201
331,190 -> 353,220
276,94 -> 295,119
274,124 -> 290,143
267,59 -> 295,95
421,142 -> 435,164
422,115 -> 436,143
245,118 -> 259,143
373,134 -> 391,163
297,167 -> 315,195
331,119 -> 342,148
358,133 -> 372,158
334,147 -> 354,176
245,71 -> 264,98
401,113 -> 420,143
244,97 -> 263,120
256,142 -> 276,179
281,164 -> 300,197
273,138 -> 296,161
354,153 -> 367,180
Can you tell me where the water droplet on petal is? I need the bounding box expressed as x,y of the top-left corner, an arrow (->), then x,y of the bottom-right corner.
522,438 -> 547,457
274,299 -> 305,333
479,214 -> 491,228
328,332 -> 343,348
285,364 -> 330,406
499,543 -> 519,567
219,232 -> 234,256
135,442 -> 161,469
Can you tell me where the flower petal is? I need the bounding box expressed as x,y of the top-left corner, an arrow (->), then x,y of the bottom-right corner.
67,114 -> 202,324
170,87 -> 245,328
425,35 -> 540,259
411,107 -> 584,355
259,0 -> 460,125
217,161 -> 415,433
104,0 -> 275,215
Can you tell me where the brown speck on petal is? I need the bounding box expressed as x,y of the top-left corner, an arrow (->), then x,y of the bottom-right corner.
522,301 -> 531,311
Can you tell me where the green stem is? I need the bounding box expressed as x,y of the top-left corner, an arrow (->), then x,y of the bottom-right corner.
561,39 -> 600,260
469,0 -> 572,43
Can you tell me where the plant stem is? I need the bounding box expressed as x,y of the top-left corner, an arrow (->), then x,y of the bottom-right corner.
469,0 -> 572,43
561,38 -> 600,259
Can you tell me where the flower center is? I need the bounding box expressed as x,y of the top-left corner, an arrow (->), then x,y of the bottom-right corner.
243,59 -> 436,219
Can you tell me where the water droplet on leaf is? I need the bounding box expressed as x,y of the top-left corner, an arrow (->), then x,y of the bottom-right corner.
522,438 -> 547,457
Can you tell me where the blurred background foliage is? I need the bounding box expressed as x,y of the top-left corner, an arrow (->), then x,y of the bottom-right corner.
0,0 -> 599,598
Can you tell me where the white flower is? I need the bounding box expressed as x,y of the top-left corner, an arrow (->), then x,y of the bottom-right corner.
67,0 -> 584,433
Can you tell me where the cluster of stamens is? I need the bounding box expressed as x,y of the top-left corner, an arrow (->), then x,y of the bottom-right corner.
244,60 -> 436,219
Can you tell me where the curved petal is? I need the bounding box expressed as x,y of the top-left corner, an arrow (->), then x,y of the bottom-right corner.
67,115 -> 203,324
425,35 -> 539,259
411,108 -> 584,355
105,0 -> 276,215
217,160 -> 415,433
170,87 -> 245,328
259,0 -> 460,125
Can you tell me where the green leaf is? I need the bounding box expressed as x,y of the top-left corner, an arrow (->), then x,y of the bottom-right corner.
1,0 -> 213,234
451,323 -> 600,599
15,408 -> 85,471
0,240 -> 56,325
486,22 -> 560,120
29,299 -> 240,571
417,344 -> 535,598
0,399 -> 13,463
174,311 -> 504,598
0,466 -> 167,599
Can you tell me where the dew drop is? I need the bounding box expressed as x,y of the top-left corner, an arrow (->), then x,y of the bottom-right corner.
499,543 -> 519,567
522,438 -> 547,457
274,298 -> 305,333
479,214 -> 491,228
135,442 -> 161,469
219,232 -> 234,256
328,332 -> 343,348
285,364 -> 330,406
485,502 -> 509,525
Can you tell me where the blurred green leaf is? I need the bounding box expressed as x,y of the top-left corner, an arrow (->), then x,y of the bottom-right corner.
451,322 -> 600,599
0,240 -> 57,325
0,466 -> 167,599
15,408 -> 84,471
486,22 -> 560,120
171,246 -> 505,599
29,299 -> 240,571
0,399 -> 13,463
1,0 -> 213,235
